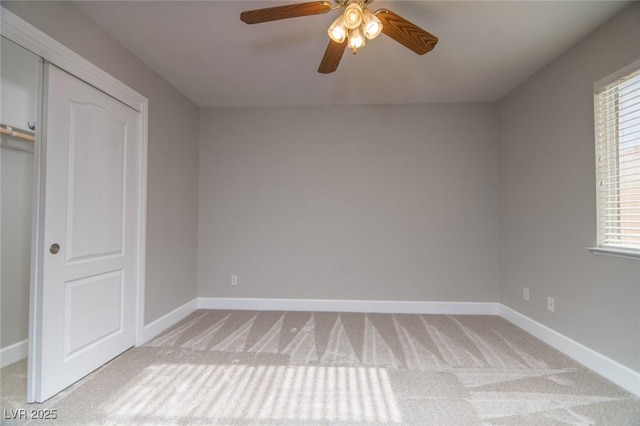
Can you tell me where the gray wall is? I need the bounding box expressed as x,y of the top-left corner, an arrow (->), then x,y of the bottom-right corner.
3,1 -> 200,324
498,3 -> 640,371
198,104 -> 500,302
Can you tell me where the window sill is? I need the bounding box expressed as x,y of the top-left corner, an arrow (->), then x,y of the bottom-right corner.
588,246 -> 640,260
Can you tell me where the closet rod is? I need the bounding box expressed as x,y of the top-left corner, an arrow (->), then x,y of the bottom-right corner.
0,124 -> 35,142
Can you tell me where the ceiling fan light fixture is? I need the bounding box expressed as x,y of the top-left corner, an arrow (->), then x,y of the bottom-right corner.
328,15 -> 347,43
343,2 -> 363,30
362,9 -> 382,39
240,1 -> 439,74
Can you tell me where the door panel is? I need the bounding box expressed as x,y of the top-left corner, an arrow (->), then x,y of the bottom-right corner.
65,270 -> 123,358
66,102 -> 126,261
34,64 -> 141,402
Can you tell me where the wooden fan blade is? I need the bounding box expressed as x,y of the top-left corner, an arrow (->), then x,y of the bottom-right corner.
374,9 -> 438,55
318,39 -> 347,74
241,1 -> 332,24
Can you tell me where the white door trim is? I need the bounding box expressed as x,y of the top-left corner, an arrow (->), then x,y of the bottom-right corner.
1,7 -> 148,401
0,8 -> 146,112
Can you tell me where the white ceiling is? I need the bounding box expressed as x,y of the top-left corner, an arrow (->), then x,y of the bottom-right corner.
73,1 -> 629,108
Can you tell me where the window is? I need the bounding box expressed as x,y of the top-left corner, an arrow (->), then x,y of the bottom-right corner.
594,64 -> 640,255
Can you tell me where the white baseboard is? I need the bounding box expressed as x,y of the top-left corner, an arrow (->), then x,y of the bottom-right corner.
9,295 -> 635,397
196,297 -> 638,397
0,339 -> 28,368
499,304 -> 640,397
197,297 -> 500,315
133,296 -> 639,398
140,298 -> 198,344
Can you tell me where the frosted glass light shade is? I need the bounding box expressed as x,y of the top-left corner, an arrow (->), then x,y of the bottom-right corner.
363,10 -> 382,39
343,3 -> 363,30
328,16 -> 347,43
348,27 -> 365,49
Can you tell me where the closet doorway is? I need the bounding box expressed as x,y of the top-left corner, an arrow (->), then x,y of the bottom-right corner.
1,36 -> 40,371
1,9 -> 148,403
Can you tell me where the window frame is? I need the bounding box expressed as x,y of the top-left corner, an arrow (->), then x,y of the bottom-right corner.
589,58 -> 640,260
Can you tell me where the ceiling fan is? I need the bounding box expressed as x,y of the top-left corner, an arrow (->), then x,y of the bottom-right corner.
240,0 -> 438,74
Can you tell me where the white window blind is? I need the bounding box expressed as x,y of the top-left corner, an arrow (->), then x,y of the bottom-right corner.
595,66 -> 640,252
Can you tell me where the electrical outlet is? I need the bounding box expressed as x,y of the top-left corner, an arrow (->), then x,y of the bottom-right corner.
231,275 -> 238,286
523,288 -> 529,301
547,296 -> 555,312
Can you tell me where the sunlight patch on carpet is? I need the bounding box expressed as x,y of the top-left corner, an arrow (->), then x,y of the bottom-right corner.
107,363 -> 402,423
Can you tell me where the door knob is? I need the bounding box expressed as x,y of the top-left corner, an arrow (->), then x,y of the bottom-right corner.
49,243 -> 60,254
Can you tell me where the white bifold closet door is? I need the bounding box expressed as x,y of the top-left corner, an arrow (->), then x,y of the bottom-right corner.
31,64 -> 141,402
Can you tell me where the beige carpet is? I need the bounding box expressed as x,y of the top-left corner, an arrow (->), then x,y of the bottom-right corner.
1,310 -> 639,425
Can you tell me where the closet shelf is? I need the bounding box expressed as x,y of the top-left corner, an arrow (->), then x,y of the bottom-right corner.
0,124 -> 35,142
